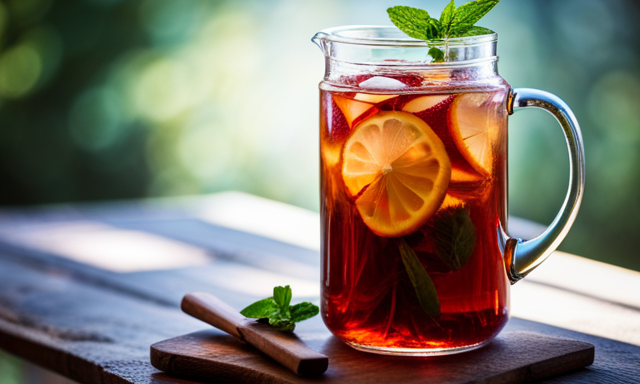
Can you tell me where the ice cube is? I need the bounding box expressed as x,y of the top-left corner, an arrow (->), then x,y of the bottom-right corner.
358,76 -> 408,91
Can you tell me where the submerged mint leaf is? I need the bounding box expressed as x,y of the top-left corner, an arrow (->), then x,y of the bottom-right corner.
428,47 -> 445,63
387,6 -> 442,40
240,298 -> 278,318
399,240 -> 440,316
449,0 -> 499,36
290,302 -> 320,322
241,285 -> 319,332
432,207 -> 476,271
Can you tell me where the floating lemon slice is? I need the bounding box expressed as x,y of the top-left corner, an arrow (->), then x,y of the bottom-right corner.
402,95 -> 449,113
448,93 -> 494,176
342,111 -> 451,237
333,95 -> 377,128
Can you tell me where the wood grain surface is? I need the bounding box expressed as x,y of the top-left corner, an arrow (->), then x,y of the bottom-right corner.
150,329 -> 594,383
0,193 -> 638,383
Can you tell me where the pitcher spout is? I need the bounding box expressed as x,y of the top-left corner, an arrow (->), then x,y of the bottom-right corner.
312,32 -> 330,56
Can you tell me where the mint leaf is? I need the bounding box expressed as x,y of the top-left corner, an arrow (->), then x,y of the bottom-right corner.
428,47 -> 445,62
426,18 -> 443,39
241,286 -> 319,332
269,317 -> 295,331
439,0 -> 456,37
240,298 -> 278,318
399,240 -> 440,316
273,285 -> 292,312
449,0 -> 499,36
450,26 -> 494,37
432,207 -> 476,271
283,287 -> 292,309
290,302 -> 319,322
387,6 -> 442,40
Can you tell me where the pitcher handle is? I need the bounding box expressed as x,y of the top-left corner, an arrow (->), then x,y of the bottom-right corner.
504,88 -> 586,283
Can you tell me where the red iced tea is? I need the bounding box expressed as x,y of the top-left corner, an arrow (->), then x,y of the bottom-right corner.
320,73 -> 511,354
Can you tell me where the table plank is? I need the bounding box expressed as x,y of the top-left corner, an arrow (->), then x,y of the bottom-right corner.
524,251 -> 640,310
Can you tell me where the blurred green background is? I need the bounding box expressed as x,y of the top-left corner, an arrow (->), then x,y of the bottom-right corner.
1,0 -> 639,268
1,0 -> 639,382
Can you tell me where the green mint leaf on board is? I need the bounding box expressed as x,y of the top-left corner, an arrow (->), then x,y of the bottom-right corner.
273,285 -> 292,312
399,240 -> 440,316
240,285 -> 319,332
432,207 -> 476,271
240,297 -> 278,318
428,47 -> 445,63
449,0 -> 499,36
269,317 -> 296,332
290,302 -> 320,323
387,6 -> 441,40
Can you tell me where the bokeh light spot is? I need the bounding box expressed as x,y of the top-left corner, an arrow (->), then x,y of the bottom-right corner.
132,58 -> 192,122
588,71 -> 640,143
0,44 -> 42,98
69,87 -> 124,151
177,121 -> 234,182
139,0 -> 205,46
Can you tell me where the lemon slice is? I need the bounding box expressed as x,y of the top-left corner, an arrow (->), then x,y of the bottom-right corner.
333,95 -> 377,128
342,111 -> 451,237
448,93 -> 494,176
402,95 -> 449,113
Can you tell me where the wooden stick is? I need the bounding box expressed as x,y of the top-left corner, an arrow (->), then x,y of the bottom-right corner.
181,292 -> 328,376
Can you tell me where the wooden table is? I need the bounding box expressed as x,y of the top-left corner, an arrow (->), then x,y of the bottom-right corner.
0,192 -> 638,383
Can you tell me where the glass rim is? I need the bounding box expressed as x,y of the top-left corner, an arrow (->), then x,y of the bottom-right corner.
313,25 -> 498,47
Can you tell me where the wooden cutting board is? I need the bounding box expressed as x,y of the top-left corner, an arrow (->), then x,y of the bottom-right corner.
150,329 -> 594,383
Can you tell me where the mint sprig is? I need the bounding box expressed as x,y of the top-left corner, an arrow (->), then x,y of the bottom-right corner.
240,285 -> 319,331
387,0 -> 499,62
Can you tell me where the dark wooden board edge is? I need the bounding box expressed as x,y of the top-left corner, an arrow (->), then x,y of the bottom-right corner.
150,330 -> 595,384
481,342 -> 595,383
150,331 -> 309,384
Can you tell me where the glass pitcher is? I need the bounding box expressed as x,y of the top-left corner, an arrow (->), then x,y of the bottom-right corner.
312,26 -> 585,356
